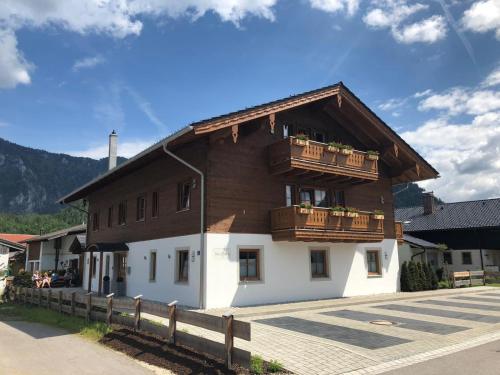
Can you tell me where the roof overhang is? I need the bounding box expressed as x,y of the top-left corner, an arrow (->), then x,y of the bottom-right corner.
25,224 -> 87,243
86,243 -> 129,253
0,239 -> 26,252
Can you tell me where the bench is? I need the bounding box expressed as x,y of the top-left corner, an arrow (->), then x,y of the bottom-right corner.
450,270 -> 485,288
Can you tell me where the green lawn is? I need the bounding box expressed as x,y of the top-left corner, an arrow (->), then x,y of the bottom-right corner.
0,302 -> 111,341
487,283 -> 500,287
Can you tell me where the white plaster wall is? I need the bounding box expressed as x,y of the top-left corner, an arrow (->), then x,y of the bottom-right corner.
82,234 -> 201,307
204,233 -> 399,309
39,236 -> 80,271
83,251 -> 114,292
0,246 -> 8,273
447,249 -> 484,272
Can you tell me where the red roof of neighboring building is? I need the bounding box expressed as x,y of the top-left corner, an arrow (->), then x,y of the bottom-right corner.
0,233 -> 36,244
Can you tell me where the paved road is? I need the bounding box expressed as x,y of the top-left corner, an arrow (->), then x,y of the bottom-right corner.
0,320 -> 161,375
386,339 -> 500,375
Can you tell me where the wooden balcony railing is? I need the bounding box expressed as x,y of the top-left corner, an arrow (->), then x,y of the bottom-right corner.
269,137 -> 379,182
395,221 -> 404,244
271,206 -> 384,242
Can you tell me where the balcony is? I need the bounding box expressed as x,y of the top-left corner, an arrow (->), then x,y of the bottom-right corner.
269,137 -> 379,183
271,206 -> 384,242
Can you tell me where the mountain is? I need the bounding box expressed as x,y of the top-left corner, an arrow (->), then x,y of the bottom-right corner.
393,182 -> 444,208
0,137 -> 125,213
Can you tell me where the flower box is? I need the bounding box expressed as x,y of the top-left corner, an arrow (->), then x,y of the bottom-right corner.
367,154 -> 379,161
372,214 -> 384,220
340,148 -> 353,155
293,138 -> 309,146
327,145 -> 339,153
345,212 -> 359,218
330,210 -> 344,217
298,207 -> 313,215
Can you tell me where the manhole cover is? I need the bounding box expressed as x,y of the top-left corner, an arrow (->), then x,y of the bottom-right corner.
370,320 -> 396,326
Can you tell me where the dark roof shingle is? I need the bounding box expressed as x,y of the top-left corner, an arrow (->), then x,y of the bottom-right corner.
395,198 -> 500,232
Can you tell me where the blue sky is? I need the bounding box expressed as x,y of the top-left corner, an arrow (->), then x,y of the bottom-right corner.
0,0 -> 499,202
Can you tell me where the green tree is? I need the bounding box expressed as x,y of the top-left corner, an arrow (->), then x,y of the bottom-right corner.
407,261 -> 417,292
429,263 -> 439,290
400,261 -> 409,292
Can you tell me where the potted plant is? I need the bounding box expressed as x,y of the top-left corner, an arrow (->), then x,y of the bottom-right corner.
293,134 -> 309,146
339,144 -> 354,155
327,142 -> 341,153
344,207 -> 359,218
298,203 -> 313,214
330,206 -> 345,217
366,150 -> 380,161
372,209 -> 384,220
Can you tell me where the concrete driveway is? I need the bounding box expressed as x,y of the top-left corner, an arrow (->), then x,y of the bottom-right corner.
0,320 -> 166,375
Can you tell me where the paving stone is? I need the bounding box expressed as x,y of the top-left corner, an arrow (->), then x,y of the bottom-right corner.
417,299 -> 500,312
376,304 -> 500,323
452,296 -> 500,304
479,293 -> 500,298
255,316 -> 411,349
322,309 -> 469,335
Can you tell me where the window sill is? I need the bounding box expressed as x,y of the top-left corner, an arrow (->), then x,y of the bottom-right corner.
367,274 -> 382,278
176,208 -> 190,213
239,279 -> 264,285
311,276 -> 330,281
175,280 -> 189,285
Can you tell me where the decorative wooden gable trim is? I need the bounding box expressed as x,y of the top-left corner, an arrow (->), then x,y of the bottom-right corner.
193,87 -> 341,135
269,113 -> 276,134
231,125 -> 239,143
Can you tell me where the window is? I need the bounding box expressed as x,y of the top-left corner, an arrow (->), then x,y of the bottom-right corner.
176,250 -> 189,282
314,189 -> 328,207
333,190 -> 345,207
92,256 -> 97,277
118,200 -> 127,225
310,250 -> 328,278
152,192 -> 159,218
296,127 -> 309,137
367,250 -> 381,276
136,196 -> 146,221
107,206 -> 113,228
149,251 -> 157,282
443,252 -> 453,265
92,212 -> 99,231
282,124 -> 289,139
299,188 -> 314,206
462,252 -> 472,265
239,249 -> 260,282
285,185 -> 295,207
313,131 -> 325,143
178,181 -> 191,211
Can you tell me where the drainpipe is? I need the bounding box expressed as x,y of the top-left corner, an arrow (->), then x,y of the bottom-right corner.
162,142 -> 205,310
411,246 -> 426,261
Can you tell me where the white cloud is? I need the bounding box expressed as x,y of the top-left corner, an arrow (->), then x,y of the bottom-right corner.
462,0 -> 500,40
482,65 -> 500,87
378,97 -> 406,111
393,15 -> 447,44
418,87 -> 500,116
363,1 -> 447,44
0,0 -> 279,89
72,55 -> 106,71
0,120 -> 11,128
0,29 -> 33,88
125,86 -> 168,134
68,139 -> 156,159
404,65 -> 500,201
308,0 -> 360,16
414,89 -> 433,98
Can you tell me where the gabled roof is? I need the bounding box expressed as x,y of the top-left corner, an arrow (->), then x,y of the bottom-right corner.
25,224 -> 87,243
0,238 -> 26,252
395,198 -> 500,232
403,234 -> 439,249
0,233 -> 35,244
59,82 -> 438,204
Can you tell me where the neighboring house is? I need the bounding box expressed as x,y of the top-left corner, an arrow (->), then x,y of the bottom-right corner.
398,234 -> 441,270
0,233 -> 35,274
24,224 -> 86,279
59,83 -> 438,309
395,194 -> 500,273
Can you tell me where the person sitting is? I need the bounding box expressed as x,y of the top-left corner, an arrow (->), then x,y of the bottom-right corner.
32,271 -> 42,288
41,272 -> 51,288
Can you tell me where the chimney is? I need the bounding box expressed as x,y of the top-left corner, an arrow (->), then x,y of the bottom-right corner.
108,130 -> 117,170
423,191 -> 435,215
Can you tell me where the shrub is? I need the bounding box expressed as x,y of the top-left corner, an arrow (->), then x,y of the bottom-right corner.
267,359 -> 284,373
250,355 -> 264,375
429,264 -> 439,290
13,272 -> 33,287
436,267 -> 444,282
422,263 -> 432,290
407,261 -> 417,292
438,280 -> 451,289
400,261 -> 409,292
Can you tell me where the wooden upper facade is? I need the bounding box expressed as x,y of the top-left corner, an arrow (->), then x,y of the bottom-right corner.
60,83 -> 438,245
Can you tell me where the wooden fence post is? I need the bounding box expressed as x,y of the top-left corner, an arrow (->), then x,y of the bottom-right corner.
134,295 -> 142,331
106,293 -> 114,326
167,300 -> 178,345
71,291 -> 76,316
223,312 -> 234,369
468,270 -> 472,287
58,291 -> 63,313
86,292 -> 92,323
47,289 -> 52,309
38,288 -> 42,306
31,288 -> 34,305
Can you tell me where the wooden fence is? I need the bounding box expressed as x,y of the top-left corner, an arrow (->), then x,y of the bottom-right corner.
450,270 -> 485,288
11,287 -> 251,369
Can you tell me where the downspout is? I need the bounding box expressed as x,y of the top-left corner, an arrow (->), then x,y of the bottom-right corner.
411,246 -> 426,261
162,142 -> 205,310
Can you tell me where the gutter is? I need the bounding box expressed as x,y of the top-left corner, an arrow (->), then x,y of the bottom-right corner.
161,127 -> 206,309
